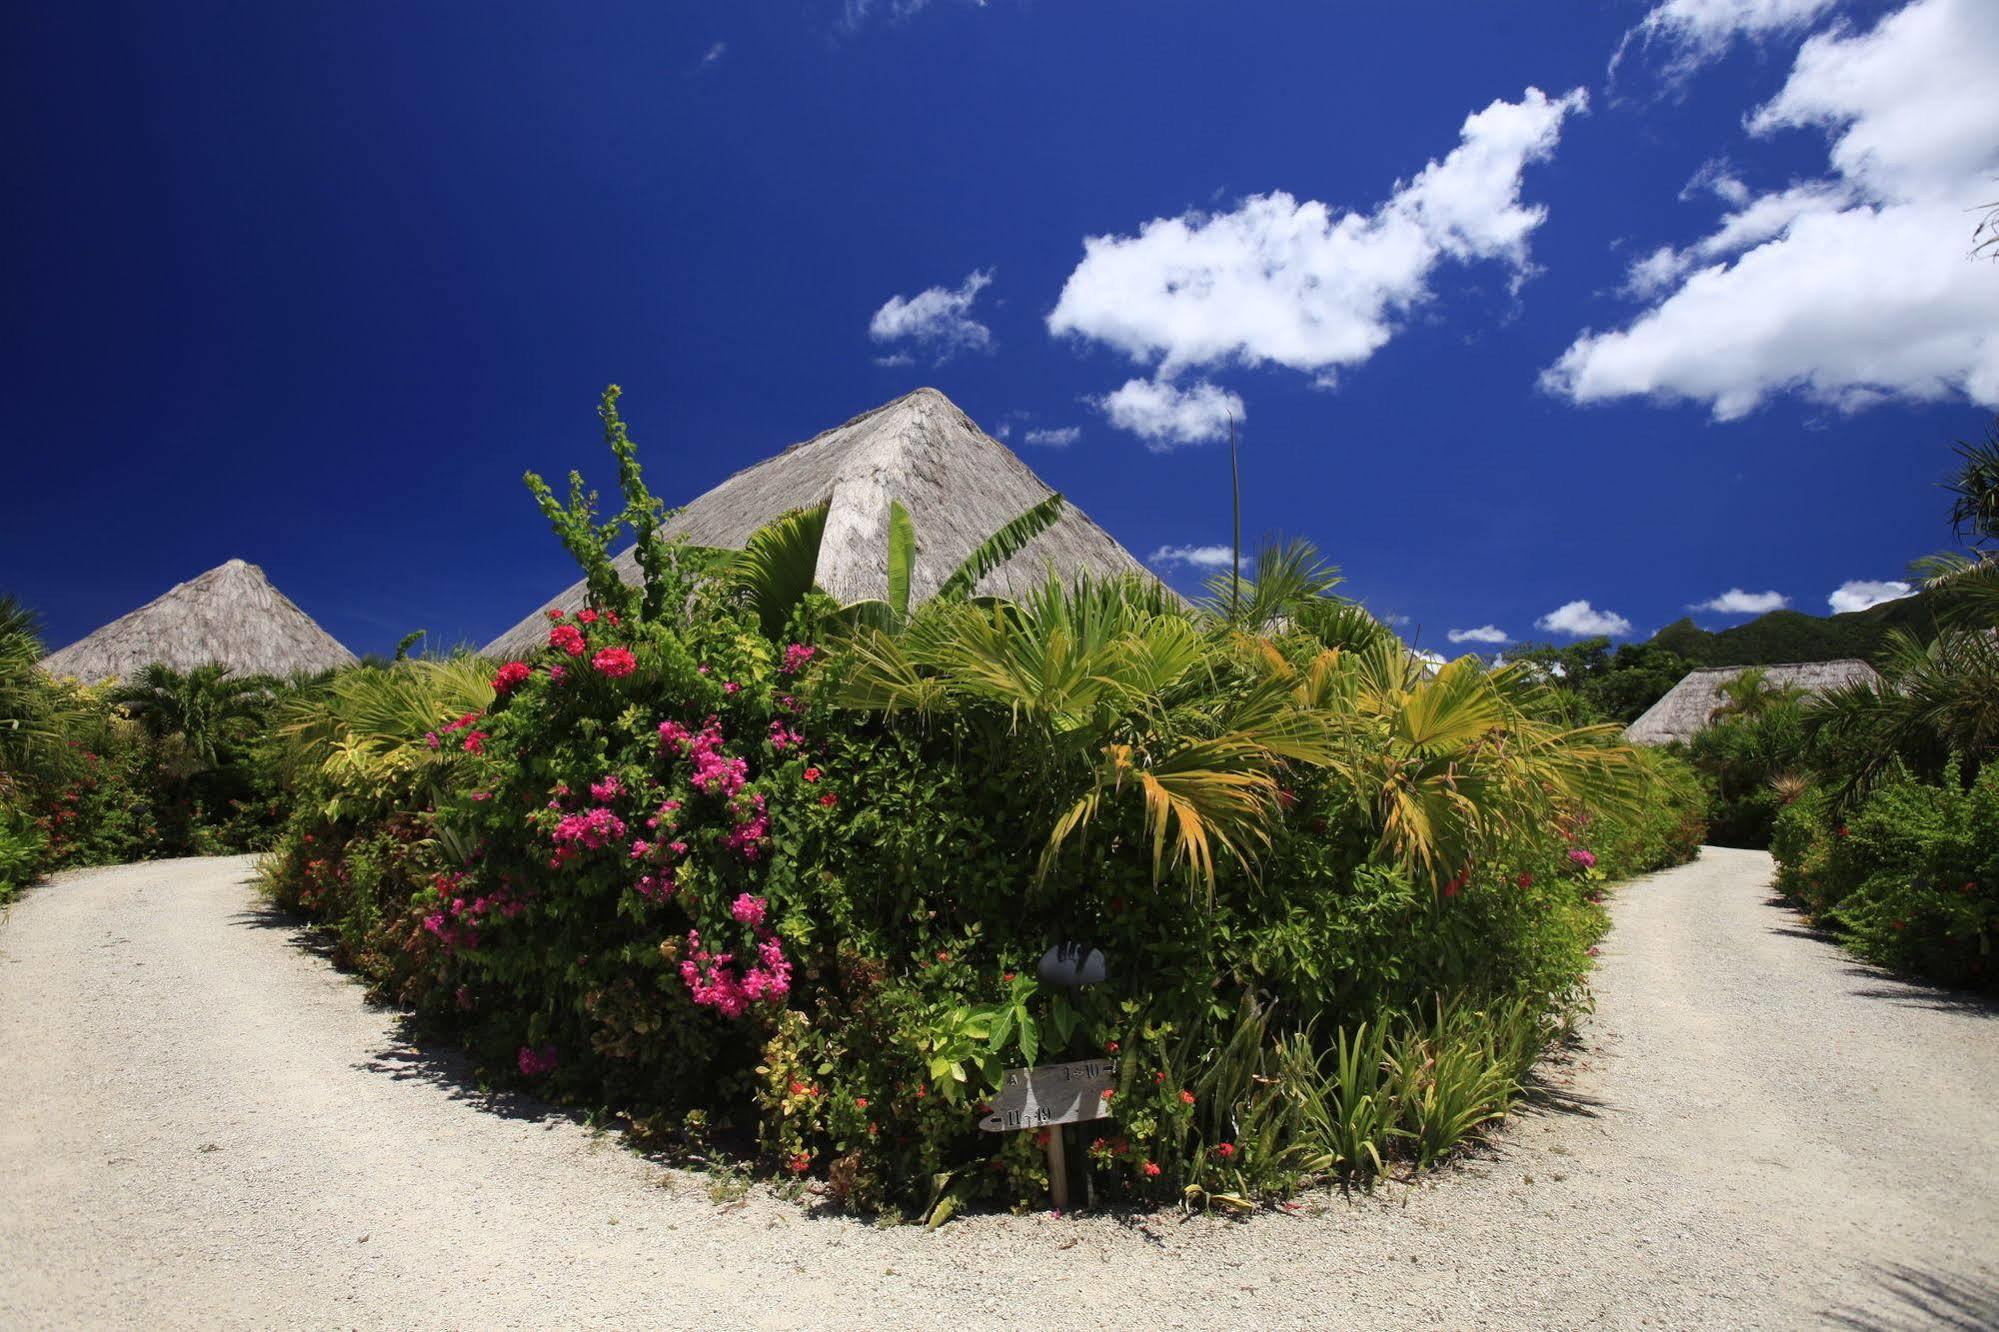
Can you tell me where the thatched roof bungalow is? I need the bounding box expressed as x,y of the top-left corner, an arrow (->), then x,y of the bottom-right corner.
40,559 -> 359,684
1624,660 -> 1881,746
487,387 -> 1157,655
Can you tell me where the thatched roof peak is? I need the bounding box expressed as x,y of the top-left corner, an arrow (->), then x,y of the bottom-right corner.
486,387 -> 1155,655
1624,659 -> 1880,746
39,559 -> 359,684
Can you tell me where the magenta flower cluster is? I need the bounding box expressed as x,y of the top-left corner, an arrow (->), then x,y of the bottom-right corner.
781,642 -> 817,675
659,716 -> 748,799
421,870 -> 524,954
517,1044 -> 558,1077
1568,847 -> 1597,870
680,928 -> 792,1018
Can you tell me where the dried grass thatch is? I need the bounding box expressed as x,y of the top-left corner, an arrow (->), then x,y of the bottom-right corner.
1623,659 -> 1882,746
487,387 -> 1158,654
40,559 -> 359,684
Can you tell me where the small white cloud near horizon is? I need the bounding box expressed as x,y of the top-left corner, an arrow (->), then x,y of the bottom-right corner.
1828,578 -> 1914,613
1149,543 -> 1240,571
1097,378 -> 1243,451
1536,600 -> 1635,637
1690,587 -> 1789,614
869,269 -> 995,363
1447,625 -> 1512,644
1552,0 -> 1999,422
1022,426 -> 1080,448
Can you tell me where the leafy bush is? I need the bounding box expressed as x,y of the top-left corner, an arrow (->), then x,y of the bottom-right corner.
0,795 -> 47,905
256,386 -> 1710,1219
1772,761 -> 1998,988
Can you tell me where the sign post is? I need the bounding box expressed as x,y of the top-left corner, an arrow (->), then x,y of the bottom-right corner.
977,1057 -> 1117,1211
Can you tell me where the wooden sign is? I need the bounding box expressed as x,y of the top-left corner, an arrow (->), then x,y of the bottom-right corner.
977,1058 -> 1118,1133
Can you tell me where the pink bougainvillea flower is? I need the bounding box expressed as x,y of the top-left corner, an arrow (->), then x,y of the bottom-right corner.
548,664 -> 566,681
1567,848 -> 1597,870
590,774 -> 622,803
696,664 -> 710,675
549,623 -> 586,656
461,731 -> 487,754
492,660 -> 532,694
722,680 -> 741,695
517,1044 -> 558,1077
781,643 -> 817,675
424,732 -> 439,750
730,893 -> 767,927
768,720 -> 802,752
592,646 -> 637,678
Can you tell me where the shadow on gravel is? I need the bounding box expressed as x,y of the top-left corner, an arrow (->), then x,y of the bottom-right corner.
1824,1263 -> 1999,1330
1839,969 -> 1999,1019
228,901 -> 338,962
353,1015 -> 603,1131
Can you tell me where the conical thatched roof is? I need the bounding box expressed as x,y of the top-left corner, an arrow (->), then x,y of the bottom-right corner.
1624,659 -> 1881,746
40,559 -> 359,684
486,387 -> 1157,655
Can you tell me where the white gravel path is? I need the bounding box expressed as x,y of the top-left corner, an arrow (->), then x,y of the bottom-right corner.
2,848 -> 1996,1330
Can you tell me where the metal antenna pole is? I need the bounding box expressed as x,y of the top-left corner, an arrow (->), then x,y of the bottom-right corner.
1229,412 -> 1242,620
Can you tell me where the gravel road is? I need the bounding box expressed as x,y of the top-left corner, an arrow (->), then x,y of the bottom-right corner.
3,848 -> 1996,1330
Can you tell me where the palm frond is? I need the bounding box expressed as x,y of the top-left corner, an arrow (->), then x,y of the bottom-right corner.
937,494 -> 1065,601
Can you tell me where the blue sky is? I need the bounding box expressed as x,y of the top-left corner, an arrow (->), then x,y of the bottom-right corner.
5,0 -> 1996,658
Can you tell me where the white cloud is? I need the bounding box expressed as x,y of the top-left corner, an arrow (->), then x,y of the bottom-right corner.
1447,625 -> 1512,644
992,421 -> 1011,440
701,41 -> 726,65
872,352 -> 914,368
1536,600 -> 1635,637
1097,378 -> 1243,451
1552,0 -> 1999,420
869,269 -> 995,362
1022,426 -> 1080,448
1149,543 -> 1239,570
1690,587 -> 1789,614
1379,612 -> 1412,627
1827,578 -> 1914,612
1048,87 -> 1585,389
1620,0 -> 1840,75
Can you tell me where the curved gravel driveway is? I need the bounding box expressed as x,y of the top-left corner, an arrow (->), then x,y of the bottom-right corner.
3,848 -> 1996,1330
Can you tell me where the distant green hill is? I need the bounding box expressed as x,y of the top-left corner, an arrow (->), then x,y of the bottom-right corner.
1647,588 -> 1959,666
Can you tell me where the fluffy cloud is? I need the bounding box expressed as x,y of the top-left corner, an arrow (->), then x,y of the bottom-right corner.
1447,625 -> 1512,644
869,270 -> 995,362
700,42 -> 726,65
1097,378 -> 1243,451
1619,0 -> 1839,74
1048,88 -> 1585,386
1827,578 -> 1913,612
1551,0 -> 1999,420
1149,543 -> 1238,570
1022,426 -> 1080,448
1690,587 -> 1789,614
1536,600 -> 1635,637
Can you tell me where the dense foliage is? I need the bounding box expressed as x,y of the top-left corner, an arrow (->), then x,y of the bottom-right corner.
255,387 -> 1705,1219
0,597 -> 292,903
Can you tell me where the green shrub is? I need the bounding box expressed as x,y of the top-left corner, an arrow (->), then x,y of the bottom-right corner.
0,796 -> 47,905
1772,761 -> 1998,988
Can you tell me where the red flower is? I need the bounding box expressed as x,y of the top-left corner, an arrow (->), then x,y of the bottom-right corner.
853,1097 -> 867,1109
578,608 -> 599,625
1835,825 -> 1850,838
549,623 -> 586,656
1142,1161 -> 1161,1178
462,731 -> 488,754
787,1153 -> 811,1175
936,951 -> 950,962
1034,1129 -> 1051,1146
544,609 -> 564,621
1443,866 -> 1469,897
1153,1071 -> 1166,1084
1099,1088 -> 1115,1102
492,661 -> 532,693
1178,1089 -> 1195,1105
1214,1142 -> 1236,1159
606,611 -> 620,626
819,793 -> 838,807
591,646 -> 637,678
803,766 -> 821,783
1515,873 -> 1533,889
789,1080 -> 808,1096
1104,1040 -> 1119,1054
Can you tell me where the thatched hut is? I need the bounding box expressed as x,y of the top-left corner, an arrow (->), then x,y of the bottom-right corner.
40,559 -> 359,684
486,387 -> 1158,655
1624,660 -> 1881,746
